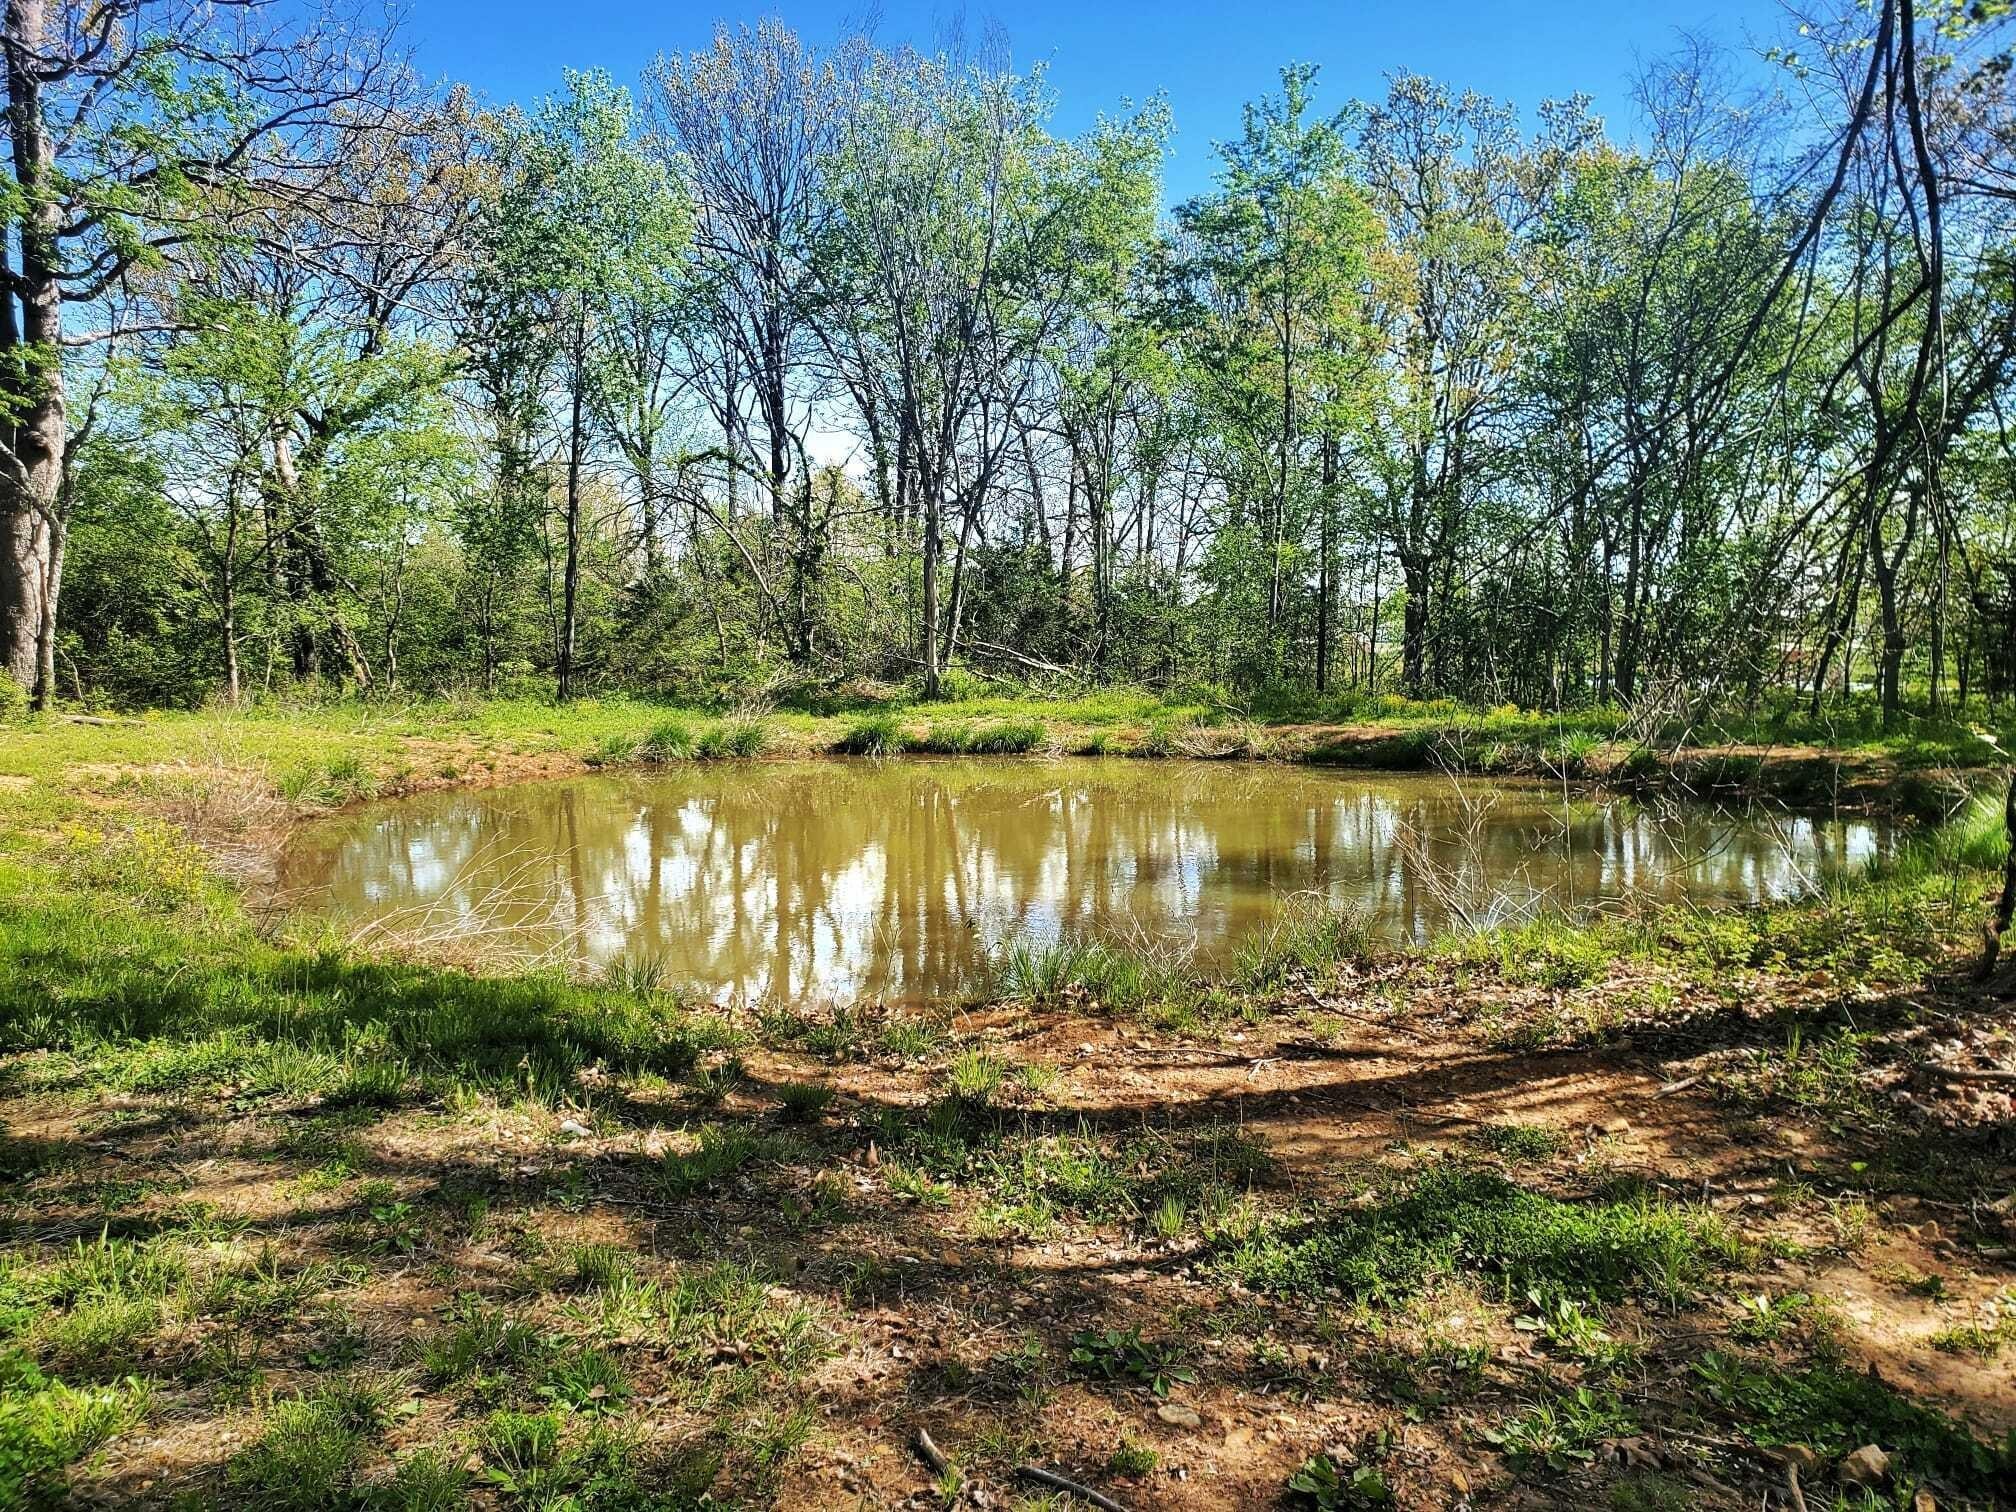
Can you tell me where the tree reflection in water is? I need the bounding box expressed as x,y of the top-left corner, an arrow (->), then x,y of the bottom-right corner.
277,761 -> 1890,1004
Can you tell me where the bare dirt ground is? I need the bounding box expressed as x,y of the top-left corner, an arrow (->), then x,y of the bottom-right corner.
11,940 -> 2014,1511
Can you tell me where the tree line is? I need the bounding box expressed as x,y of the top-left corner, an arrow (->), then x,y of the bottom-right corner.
5,0 -> 2013,724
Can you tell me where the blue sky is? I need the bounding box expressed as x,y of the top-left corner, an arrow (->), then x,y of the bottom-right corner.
403,0 -> 1794,201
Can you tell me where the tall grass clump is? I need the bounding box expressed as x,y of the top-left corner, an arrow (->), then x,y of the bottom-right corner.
912,719 -> 1045,755
1232,903 -> 1369,989
640,718 -> 697,760
695,718 -> 770,759
963,719 -> 1045,755
996,936 -> 1191,1011
833,714 -> 903,756
912,721 -> 974,754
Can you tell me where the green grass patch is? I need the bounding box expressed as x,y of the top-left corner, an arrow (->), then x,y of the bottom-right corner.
1691,1349 -> 2015,1496
1220,1162 -> 1740,1307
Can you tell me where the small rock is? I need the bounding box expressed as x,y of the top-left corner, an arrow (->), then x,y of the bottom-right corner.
1913,1489 -> 1938,1512
1839,1445 -> 1891,1485
558,1118 -> 592,1138
1157,1402 -> 1203,1429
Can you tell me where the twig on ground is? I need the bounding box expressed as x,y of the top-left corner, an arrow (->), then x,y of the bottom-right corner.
1014,1465 -> 1129,1511
1304,988 -> 1437,1042
913,1426 -> 951,1477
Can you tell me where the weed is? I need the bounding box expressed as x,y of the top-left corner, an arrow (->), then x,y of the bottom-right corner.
1729,1290 -> 1820,1345
884,1162 -> 953,1207
657,1124 -> 775,1198
775,1079 -> 835,1121
1109,1436 -> 1159,1476
875,1018 -> 943,1060
1287,1453 -> 1391,1507
227,1379 -> 387,1510
565,1244 -> 634,1294
1483,1386 -> 1634,1473
1514,1292 -> 1625,1365
688,1055 -> 747,1105
1690,1350 -> 2014,1492
944,1050 -> 1006,1106
1471,1122 -> 1564,1163
1068,1327 -> 1196,1398
418,1300 -> 541,1386
538,1344 -> 630,1413
377,1448 -> 471,1511
1148,1194 -> 1188,1240
1233,903 -> 1368,989
0,1352 -> 150,1506
1929,1298 -> 2016,1357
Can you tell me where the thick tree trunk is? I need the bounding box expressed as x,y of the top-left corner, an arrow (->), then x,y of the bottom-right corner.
1400,558 -> 1430,698
1,0 -> 65,705
1,497 -> 53,697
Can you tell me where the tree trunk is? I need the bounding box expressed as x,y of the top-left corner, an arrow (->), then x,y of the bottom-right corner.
1400,557 -> 1429,698
1,0 -> 65,704
921,473 -> 942,699
1869,484 -> 1919,729
558,311 -> 587,701
1316,437 -> 1336,694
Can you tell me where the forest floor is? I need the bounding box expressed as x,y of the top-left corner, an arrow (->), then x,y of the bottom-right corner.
0,701 -> 2012,1510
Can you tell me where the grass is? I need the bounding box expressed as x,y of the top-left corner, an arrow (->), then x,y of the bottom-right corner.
994,936 -> 1195,1012
1690,1349 -> 2016,1496
832,712 -> 902,756
1220,1162 -> 1742,1307
226,1378 -> 392,1509
0,694 -> 2008,1505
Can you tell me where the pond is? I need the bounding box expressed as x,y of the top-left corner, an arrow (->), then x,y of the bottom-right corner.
278,759 -> 1891,1005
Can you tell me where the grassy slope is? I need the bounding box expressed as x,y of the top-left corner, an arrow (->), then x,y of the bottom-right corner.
0,701 -> 2010,1507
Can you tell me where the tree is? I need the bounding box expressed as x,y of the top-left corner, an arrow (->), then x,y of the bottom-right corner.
473,70 -> 689,699
0,0 -> 395,703
821,52 -> 1164,695
1177,63 -> 1375,686
1356,75 -> 1595,696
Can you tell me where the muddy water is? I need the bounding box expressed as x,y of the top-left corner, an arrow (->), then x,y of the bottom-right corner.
277,760 -> 1889,1004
